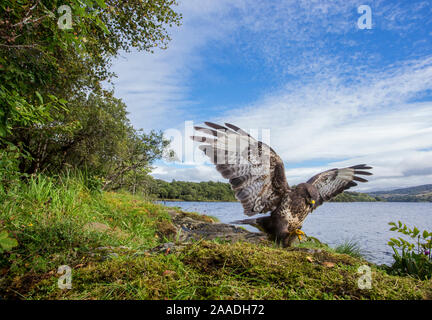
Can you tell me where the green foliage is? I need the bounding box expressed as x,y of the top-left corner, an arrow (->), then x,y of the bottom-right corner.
0,1 -> 180,190
0,230 -> 18,253
0,142 -> 24,196
103,129 -> 170,192
0,173 -> 170,294
0,0 -> 181,137
386,221 -> 432,280
149,179 -> 237,201
7,93 -> 169,192
0,4 -> 180,290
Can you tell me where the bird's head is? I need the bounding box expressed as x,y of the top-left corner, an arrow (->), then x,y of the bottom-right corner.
296,183 -> 319,210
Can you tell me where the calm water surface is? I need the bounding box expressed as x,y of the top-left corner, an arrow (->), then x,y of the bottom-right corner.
160,201 -> 432,265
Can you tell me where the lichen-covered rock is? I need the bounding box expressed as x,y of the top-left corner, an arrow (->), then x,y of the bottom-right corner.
166,209 -> 269,245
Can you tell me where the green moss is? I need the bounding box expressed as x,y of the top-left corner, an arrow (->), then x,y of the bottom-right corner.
22,241 -> 432,300
176,210 -> 219,223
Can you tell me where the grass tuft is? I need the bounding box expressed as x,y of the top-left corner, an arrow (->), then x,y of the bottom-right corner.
334,240 -> 364,259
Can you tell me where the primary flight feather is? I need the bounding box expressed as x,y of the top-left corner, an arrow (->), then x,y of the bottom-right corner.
191,122 -> 373,246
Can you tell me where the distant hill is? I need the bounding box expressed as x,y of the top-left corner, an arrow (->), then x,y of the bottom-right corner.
367,184 -> 432,202
330,191 -> 381,202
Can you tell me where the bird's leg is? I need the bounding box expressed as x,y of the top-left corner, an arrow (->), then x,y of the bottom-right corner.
289,229 -> 306,241
282,229 -> 307,247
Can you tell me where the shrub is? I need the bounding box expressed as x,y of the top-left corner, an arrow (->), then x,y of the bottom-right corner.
386,221 -> 432,280
0,143 -> 25,197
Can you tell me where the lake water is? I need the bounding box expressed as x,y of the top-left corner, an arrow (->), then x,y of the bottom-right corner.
159,201 -> 432,265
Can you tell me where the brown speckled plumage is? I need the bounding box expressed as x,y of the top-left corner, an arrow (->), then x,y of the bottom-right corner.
192,122 -> 373,246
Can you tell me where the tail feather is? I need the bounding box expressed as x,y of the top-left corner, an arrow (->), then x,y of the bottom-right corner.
231,218 -> 258,227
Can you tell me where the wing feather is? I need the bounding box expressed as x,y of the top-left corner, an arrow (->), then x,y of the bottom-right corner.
306,164 -> 373,206
192,122 -> 290,216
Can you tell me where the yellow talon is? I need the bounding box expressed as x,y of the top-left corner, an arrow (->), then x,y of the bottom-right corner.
290,229 -> 306,241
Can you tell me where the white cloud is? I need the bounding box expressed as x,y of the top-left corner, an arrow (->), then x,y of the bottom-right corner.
110,0 -> 432,191
151,164 -> 222,182
214,57 -> 432,190
110,0 -> 245,130
109,0 -> 375,130
111,0 -> 432,130
154,56 -> 432,190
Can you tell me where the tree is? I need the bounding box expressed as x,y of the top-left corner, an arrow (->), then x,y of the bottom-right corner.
0,0 -> 181,137
7,92 -> 169,193
0,0 -> 181,188
102,127 -> 169,191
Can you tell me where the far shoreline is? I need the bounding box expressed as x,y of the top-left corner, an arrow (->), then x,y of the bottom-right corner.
155,199 -> 237,203
155,199 -> 432,203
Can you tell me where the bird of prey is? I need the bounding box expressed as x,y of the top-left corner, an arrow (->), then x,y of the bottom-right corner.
191,122 -> 373,247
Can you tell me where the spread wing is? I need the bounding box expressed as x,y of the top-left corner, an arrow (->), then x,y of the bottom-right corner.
307,164 -> 373,206
191,122 -> 290,216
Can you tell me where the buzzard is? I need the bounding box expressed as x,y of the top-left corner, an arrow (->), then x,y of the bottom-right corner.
191,122 -> 373,247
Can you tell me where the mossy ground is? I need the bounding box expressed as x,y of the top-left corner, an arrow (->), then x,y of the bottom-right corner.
1,179 -> 431,300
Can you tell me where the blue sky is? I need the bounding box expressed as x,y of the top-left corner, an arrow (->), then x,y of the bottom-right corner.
110,0 -> 432,191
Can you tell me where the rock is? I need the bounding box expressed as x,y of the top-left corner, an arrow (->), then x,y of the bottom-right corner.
163,209 -> 270,246
153,242 -> 175,252
89,209 -> 312,259
95,246 -> 112,251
